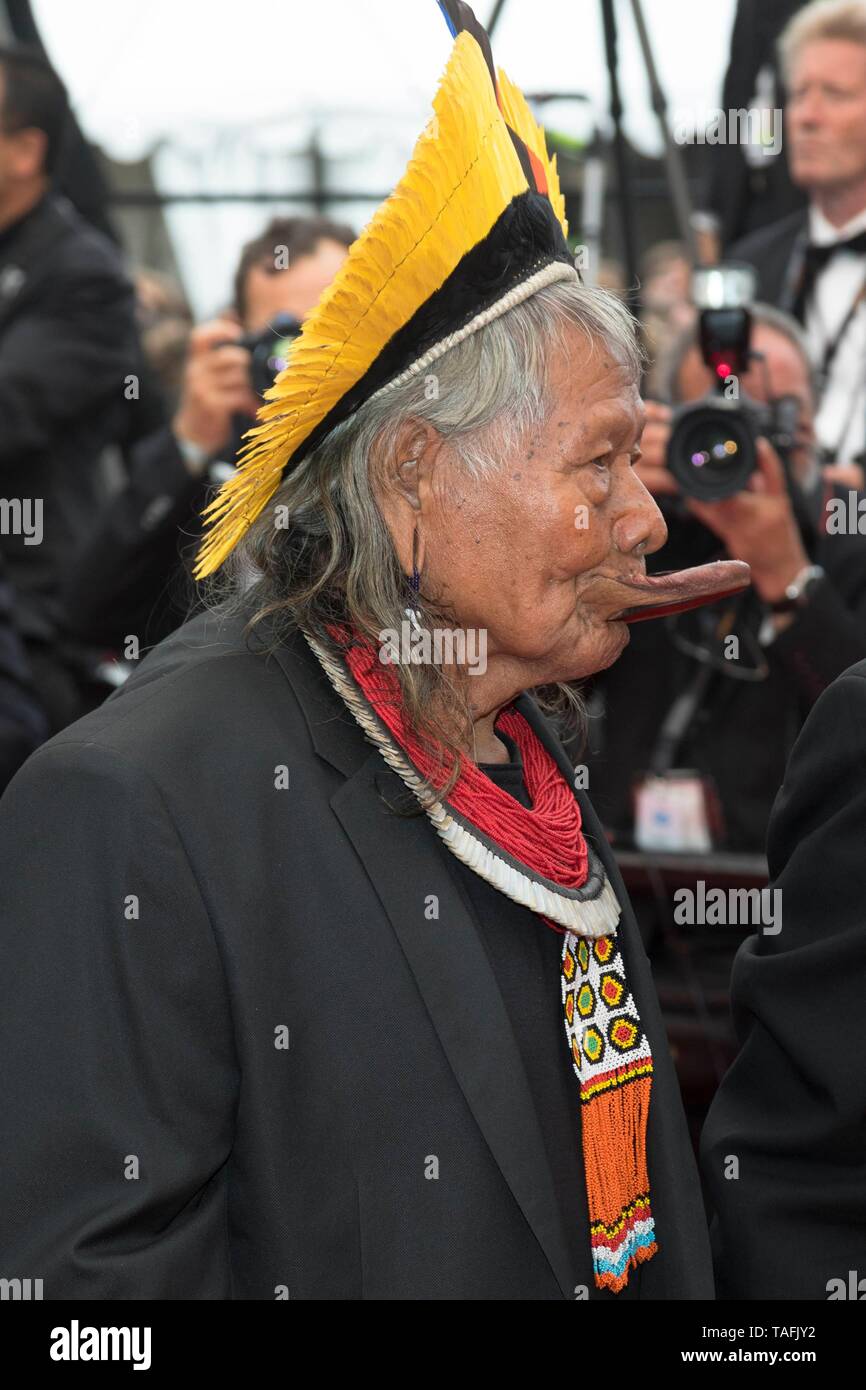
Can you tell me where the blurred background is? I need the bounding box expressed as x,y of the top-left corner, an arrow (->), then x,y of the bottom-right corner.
21,0 -> 744,314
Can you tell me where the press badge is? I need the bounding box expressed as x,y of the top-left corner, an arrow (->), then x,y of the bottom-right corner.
633,771 -> 714,853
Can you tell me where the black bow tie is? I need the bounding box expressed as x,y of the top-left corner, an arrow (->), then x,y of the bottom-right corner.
804,229 -> 866,272
792,230 -> 866,321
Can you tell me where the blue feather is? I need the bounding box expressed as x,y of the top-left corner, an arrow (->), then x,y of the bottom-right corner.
436,1 -> 458,38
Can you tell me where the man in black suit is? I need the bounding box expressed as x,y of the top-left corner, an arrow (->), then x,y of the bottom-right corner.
728,0 -> 866,477
60,216 -> 353,653
0,44 -> 138,728
701,656 -> 866,1298
0,604 -> 716,1300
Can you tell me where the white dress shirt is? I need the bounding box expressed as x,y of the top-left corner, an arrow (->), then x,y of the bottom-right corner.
805,203 -> 866,465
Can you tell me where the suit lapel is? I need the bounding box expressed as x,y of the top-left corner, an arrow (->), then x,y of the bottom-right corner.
266,630 -> 577,1298
330,755 -> 577,1299
771,211 -> 809,317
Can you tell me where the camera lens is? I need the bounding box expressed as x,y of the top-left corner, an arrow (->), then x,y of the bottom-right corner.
248,315 -> 303,398
667,404 -> 756,501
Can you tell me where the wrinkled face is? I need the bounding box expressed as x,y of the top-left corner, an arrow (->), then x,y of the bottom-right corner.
787,39 -> 866,193
421,327 -> 668,687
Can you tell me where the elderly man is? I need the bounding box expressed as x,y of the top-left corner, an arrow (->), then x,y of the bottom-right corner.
0,3 -> 745,1300
728,0 -> 866,474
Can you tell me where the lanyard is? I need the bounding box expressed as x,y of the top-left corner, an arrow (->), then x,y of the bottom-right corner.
781,228 -> 866,461
779,227 -> 810,316
812,272 -> 866,390
781,225 -> 866,378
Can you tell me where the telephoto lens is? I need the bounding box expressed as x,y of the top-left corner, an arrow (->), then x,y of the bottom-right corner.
666,262 -> 762,501
667,397 -> 759,501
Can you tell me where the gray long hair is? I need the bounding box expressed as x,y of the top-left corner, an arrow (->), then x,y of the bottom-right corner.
208,276 -> 643,797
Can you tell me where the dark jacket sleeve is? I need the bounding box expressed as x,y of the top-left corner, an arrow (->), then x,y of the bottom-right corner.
770,576 -> 866,710
0,559 -> 48,789
700,663 -> 866,1299
0,260 -> 135,468
0,739 -> 239,1298
61,425 -> 209,648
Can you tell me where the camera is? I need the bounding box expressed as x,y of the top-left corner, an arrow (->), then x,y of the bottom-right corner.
239,312 -> 303,398
666,265 -> 799,501
210,313 -> 303,468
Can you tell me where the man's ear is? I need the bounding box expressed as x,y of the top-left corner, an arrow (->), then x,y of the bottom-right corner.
387,418 -> 442,511
376,418 -> 442,575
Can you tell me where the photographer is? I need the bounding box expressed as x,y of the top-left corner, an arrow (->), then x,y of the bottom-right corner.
0,44 -> 139,729
61,215 -> 353,651
582,301 -> 866,853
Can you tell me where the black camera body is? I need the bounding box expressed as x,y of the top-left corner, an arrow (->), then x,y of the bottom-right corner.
668,388 -> 800,502
209,312 -> 303,468
665,264 -> 799,502
239,312 -> 302,398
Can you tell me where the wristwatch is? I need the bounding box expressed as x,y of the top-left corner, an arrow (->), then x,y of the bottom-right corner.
766,564 -> 826,614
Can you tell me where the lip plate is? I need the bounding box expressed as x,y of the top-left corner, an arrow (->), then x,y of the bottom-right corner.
608,559 -> 751,624
619,583 -> 750,624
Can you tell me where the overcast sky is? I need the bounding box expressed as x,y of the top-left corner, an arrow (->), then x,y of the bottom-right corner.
29,0 -> 740,314
32,0 -> 738,159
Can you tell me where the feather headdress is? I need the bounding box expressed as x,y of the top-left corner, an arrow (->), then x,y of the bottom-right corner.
193,0 -> 577,578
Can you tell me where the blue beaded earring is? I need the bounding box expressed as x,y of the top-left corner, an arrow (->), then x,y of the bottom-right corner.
405,523 -> 422,634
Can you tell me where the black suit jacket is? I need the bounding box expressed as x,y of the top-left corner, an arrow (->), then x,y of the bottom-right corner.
0,195 -> 138,641
0,609 -> 713,1299
61,424 -> 210,650
728,208 -> 808,309
700,658 -> 866,1299
0,551 -> 47,791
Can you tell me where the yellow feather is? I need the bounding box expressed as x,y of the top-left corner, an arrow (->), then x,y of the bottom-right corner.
495,64 -> 568,238
194,31 -> 528,578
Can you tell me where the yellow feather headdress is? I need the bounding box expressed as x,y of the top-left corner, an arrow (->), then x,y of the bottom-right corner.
194,0 -> 575,578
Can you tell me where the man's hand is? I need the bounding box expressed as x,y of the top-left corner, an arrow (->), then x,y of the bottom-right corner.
685,437 -> 810,605
172,319 -> 260,460
635,400 -> 680,497
637,402 -> 811,617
